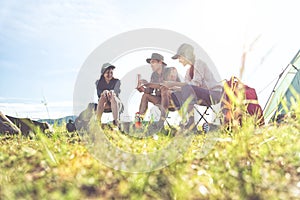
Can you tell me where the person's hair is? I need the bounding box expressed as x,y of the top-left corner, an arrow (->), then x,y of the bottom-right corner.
101,68 -> 114,79
163,67 -> 179,81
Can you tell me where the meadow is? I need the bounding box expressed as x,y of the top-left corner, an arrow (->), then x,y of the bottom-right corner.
0,114 -> 300,200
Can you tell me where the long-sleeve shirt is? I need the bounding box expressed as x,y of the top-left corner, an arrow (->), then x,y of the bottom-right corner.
185,59 -> 222,91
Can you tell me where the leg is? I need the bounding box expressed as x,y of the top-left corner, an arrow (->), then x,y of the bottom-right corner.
96,93 -> 108,121
171,91 -> 183,109
139,93 -> 161,115
110,94 -> 119,124
181,85 -> 198,123
182,85 -> 222,124
160,86 -> 169,119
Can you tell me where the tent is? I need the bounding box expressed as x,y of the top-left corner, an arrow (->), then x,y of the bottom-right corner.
263,49 -> 300,123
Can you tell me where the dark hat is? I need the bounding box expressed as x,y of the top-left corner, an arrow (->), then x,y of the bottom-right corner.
146,53 -> 167,66
172,43 -> 195,62
101,63 -> 115,74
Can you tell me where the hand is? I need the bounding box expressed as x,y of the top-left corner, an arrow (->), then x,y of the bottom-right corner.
107,90 -> 116,99
137,86 -> 145,93
103,90 -> 110,96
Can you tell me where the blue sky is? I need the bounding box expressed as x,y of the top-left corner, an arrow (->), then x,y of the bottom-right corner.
0,0 -> 299,119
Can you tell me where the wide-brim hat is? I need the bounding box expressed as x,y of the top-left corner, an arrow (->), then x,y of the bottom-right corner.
101,62 -> 115,74
146,53 -> 167,66
171,43 -> 195,63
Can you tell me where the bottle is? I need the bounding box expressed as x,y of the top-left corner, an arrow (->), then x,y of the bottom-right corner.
137,74 -> 141,88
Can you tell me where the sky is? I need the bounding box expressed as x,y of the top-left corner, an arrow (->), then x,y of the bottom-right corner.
0,0 -> 299,119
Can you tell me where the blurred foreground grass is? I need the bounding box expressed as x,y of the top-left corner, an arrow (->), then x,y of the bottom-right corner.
0,118 -> 300,200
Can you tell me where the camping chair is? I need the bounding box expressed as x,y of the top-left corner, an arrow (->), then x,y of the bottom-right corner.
163,88 -> 223,130
193,85 -> 224,128
194,103 -> 222,127
102,101 -> 124,123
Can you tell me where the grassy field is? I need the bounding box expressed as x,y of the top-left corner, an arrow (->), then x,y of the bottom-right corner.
1,115 -> 300,200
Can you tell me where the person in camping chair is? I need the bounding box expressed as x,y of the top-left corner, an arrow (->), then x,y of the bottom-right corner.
96,63 -> 122,127
136,53 -> 181,128
171,43 -> 223,130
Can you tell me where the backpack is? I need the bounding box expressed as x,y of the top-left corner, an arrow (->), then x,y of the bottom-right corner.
222,76 -> 265,128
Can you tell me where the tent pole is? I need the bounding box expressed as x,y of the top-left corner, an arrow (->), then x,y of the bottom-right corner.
262,64 -> 290,112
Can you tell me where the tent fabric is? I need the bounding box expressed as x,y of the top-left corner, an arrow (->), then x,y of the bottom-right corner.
264,50 -> 300,123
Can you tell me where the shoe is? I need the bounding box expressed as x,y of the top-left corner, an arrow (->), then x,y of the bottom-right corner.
202,123 -> 210,133
112,120 -> 118,126
106,120 -> 120,131
135,112 -> 143,128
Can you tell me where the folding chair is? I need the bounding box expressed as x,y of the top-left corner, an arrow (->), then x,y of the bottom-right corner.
163,90 -> 221,130
193,85 -> 224,128
101,100 -> 124,125
103,107 -> 123,120
194,103 -> 222,127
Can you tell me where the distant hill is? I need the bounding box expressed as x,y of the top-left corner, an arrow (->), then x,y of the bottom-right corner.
38,115 -> 77,125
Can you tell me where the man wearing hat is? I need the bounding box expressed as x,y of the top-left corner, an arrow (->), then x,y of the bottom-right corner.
171,43 -> 223,130
136,53 -> 180,129
96,63 -> 122,126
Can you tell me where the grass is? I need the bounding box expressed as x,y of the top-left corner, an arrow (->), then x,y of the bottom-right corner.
1,115 -> 300,199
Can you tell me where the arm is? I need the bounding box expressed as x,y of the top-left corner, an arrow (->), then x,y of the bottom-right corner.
113,79 -> 121,96
160,81 -> 187,88
96,78 -> 103,98
143,82 -> 162,89
136,79 -> 148,92
136,83 -> 154,94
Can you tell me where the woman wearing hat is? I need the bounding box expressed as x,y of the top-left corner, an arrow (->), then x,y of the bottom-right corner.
171,43 -> 223,130
96,63 -> 122,126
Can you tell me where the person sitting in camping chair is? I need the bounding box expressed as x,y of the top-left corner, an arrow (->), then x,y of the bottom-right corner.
96,63 -> 123,127
169,43 -> 223,131
136,53 -> 181,129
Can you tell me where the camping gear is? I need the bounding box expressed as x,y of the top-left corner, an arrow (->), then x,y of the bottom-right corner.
263,49 -> 300,123
222,76 -> 265,128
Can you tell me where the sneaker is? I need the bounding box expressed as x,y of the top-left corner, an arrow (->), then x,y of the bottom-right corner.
135,112 -> 143,128
202,123 -> 210,133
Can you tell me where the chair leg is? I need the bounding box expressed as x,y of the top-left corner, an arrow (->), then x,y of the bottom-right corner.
194,106 -> 210,127
163,108 -> 179,132
165,117 -> 172,128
